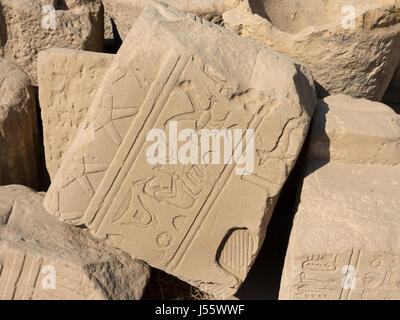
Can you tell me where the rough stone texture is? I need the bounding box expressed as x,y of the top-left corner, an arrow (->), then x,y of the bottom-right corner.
0,58 -> 41,189
104,9 -> 114,40
280,161 -> 400,300
0,185 -> 150,300
103,0 -> 241,40
0,0 -> 104,84
43,3 -> 316,298
38,48 -> 114,179
309,95 -> 400,165
279,95 -> 400,300
223,0 -> 400,101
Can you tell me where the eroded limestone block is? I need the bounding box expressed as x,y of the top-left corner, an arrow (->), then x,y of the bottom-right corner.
309,95 -> 400,165
43,4 -> 316,298
279,161 -> 400,300
279,96 -> 400,300
38,48 -> 114,179
0,59 -> 41,188
223,0 -> 400,101
103,0 -> 241,40
0,0 -> 104,84
0,185 -> 150,300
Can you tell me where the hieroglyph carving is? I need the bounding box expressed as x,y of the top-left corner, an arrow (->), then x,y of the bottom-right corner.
44,4 -> 316,297
292,250 -> 400,300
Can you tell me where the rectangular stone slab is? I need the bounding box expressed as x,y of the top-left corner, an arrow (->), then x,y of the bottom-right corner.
38,48 -> 115,179
309,95 -> 400,165
279,95 -> 400,300
44,3 -> 316,298
279,160 -> 400,300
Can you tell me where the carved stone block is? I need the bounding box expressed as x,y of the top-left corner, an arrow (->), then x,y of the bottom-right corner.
44,3 -> 316,298
280,96 -> 400,300
38,48 -> 114,179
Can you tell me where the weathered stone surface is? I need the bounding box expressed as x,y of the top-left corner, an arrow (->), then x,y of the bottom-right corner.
43,4 -> 316,298
103,0 -> 241,40
280,161 -> 400,300
309,95 -> 400,165
279,96 -> 400,300
0,0 -> 104,84
223,0 -> 400,101
0,58 -> 41,189
104,9 -> 114,40
0,185 -> 150,300
38,48 -> 114,179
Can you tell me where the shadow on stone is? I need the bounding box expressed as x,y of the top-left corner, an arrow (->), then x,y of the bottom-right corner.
0,3 -> 7,47
236,99 -> 330,299
33,86 -> 51,191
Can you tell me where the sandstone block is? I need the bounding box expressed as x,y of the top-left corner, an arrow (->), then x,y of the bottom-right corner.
43,4 -> 316,298
0,185 -> 150,300
38,48 -> 114,179
0,58 -> 41,188
279,161 -> 400,300
223,0 -> 400,101
279,96 -> 400,300
309,95 -> 400,165
0,0 -> 104,84
103,0 -> 241,40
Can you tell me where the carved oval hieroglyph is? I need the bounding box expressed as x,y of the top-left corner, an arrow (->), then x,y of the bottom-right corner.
218,228 -> 257,280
